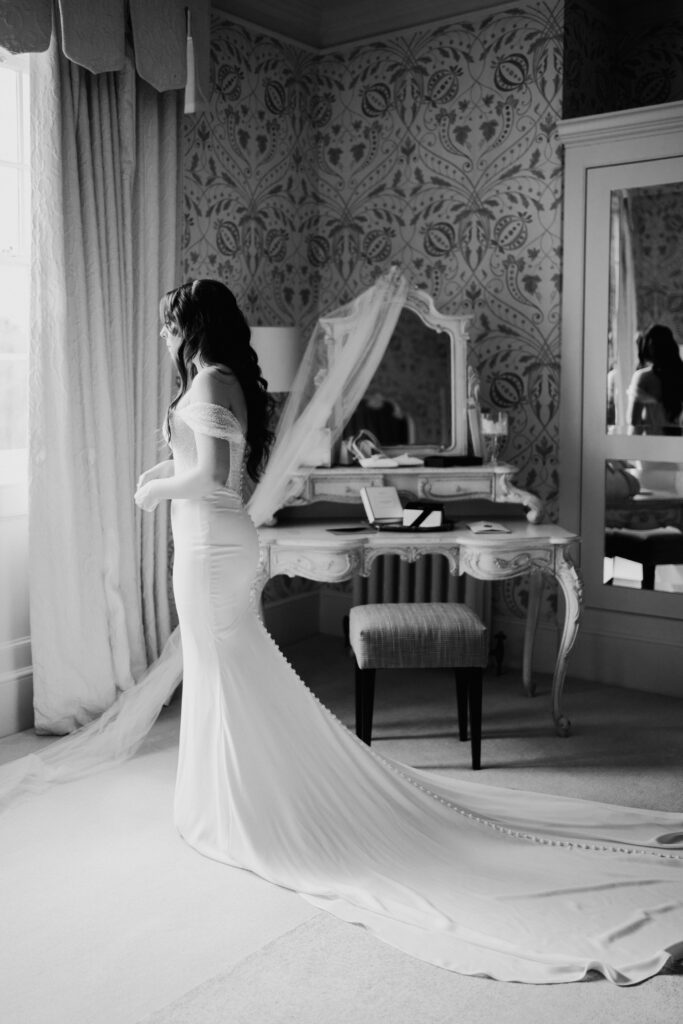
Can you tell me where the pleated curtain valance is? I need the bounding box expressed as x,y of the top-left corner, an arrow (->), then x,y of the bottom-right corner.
0,0 -> 210,99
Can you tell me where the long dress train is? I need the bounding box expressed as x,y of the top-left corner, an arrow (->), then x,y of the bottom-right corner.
170,394 -> 683,987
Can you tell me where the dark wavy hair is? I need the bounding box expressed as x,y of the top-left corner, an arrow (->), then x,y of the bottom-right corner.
641,323 -> 683,424
160,279 -> 275,481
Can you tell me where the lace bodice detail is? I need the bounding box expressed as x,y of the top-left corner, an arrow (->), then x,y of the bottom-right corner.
171,399 -> 247,497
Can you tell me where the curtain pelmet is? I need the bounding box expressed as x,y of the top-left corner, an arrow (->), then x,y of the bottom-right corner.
0,0 -> 51,53
0,0 -> 210,100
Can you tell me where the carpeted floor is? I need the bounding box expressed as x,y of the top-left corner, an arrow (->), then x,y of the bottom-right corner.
2,633 -> 682,1024
293,634 -> 683,812
139,912 -> 683,1024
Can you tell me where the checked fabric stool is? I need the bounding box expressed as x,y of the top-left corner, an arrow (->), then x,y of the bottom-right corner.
349,602 -> 489,770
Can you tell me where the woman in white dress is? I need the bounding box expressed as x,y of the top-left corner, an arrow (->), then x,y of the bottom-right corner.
627,324 -> 683,438
135,280 -> 683,986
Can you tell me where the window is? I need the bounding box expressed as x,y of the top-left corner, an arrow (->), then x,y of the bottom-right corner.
0,49 -> 29,484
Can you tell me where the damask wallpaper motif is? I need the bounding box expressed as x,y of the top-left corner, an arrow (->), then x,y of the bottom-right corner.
630,187 -> 683,344
183,28 -> 318,329
182,1 -> 565,618
562,0 -> 611,119
563,0 -> 683,118
311,5 -> 564,510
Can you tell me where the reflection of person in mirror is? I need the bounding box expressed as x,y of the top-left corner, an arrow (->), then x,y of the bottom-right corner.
627,323 -> 683,435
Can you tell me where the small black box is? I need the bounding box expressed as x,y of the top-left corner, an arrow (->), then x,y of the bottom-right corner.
423,455 -> 483,467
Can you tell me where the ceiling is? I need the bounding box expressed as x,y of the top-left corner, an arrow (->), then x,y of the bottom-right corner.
212,0 -> 511,49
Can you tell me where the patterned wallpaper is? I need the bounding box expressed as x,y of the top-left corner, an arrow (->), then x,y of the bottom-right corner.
182,1 -> 565,618
563,0 -> 683,118
183,28 -> 316,329
630,186 -> 683,343
312,6 -> 565,511
615,7 -> 683,112
562,0 -> 611,119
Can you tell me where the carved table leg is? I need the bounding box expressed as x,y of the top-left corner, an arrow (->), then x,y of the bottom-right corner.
551,556 -> 583,737
522,570 -> 544,697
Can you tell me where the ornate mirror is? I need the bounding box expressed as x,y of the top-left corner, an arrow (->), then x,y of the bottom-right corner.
342,287 -> 471,457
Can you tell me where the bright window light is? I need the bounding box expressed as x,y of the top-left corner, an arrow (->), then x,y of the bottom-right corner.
0,48 -> 30,483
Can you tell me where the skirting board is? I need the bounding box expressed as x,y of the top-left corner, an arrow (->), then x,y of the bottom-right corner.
0,667 -> 34,738
569,618 -> 683,699
494,614 -> 683,699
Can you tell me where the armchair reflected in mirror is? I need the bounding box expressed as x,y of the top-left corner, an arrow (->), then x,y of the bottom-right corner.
341,289 -> 471,460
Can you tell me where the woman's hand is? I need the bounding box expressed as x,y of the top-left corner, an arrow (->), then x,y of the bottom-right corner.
134,481 -> 161,512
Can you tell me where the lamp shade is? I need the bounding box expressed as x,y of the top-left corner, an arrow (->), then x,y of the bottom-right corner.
250,325 -> 301,392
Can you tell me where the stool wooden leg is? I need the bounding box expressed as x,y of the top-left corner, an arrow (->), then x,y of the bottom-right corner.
469,669 -> 483,770
455,673 -> 468,741
355,664 -> 376,745
456,667 -> 483,770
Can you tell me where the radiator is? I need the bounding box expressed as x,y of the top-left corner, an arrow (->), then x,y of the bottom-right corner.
352,554 -> 492,632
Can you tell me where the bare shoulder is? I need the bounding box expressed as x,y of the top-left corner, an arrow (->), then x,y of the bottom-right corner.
191,366 -> 240,405
190,366 -> 248,430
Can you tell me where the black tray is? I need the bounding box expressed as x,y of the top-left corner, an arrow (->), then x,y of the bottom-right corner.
373,521 -> 455,533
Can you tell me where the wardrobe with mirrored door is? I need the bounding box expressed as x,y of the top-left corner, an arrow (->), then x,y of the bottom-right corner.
559,100 -> 683,696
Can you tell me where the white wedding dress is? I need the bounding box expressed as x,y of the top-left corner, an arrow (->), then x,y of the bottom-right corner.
169,381 -> 683,987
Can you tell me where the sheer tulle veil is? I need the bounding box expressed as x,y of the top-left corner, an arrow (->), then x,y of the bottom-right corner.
0,267 -> 408,809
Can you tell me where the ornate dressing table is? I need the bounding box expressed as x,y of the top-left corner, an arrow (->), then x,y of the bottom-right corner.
257,279 -> 582,737
257,514 -> 581,738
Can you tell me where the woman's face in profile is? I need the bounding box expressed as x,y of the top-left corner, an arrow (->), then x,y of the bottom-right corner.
160,320 -> 182,359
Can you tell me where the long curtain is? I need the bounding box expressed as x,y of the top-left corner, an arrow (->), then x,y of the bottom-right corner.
29,33 -> 183,733
611,192 -> 639,431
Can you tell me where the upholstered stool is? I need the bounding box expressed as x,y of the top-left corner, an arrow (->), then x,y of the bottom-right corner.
348,602 -> 489,769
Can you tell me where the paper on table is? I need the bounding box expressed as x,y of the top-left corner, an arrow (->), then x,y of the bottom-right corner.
466,520 -> 511,534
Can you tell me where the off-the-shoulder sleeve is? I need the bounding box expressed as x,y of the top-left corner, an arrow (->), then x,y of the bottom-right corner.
177,402 -> 244,441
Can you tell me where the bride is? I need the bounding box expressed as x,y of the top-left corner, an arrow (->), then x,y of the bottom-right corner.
130,278 -> 683,986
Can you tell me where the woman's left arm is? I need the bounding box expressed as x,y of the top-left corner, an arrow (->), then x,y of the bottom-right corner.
135,373 -> 234,511
135,434 -> 230,509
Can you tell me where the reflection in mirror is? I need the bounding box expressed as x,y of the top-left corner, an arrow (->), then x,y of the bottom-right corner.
606,181 -> 683,434
604,459 -> 683,591
344,307 -> 452,449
